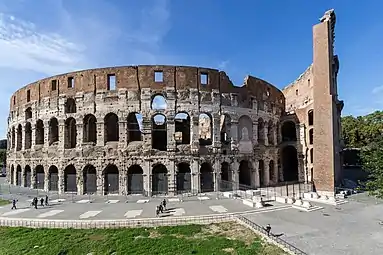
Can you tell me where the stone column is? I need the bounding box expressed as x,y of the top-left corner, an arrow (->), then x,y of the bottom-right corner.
263,122 -> 269,146
76,119 -> 84,147
96,119 -> 105,147
167,160 -> 176,196
58,119 -> 65,148
252,121 -> 258,146
141,116 -> 152,150
58,166 -> 64,195
143,160 -> 151,196
231,160 -> 239,191
31,123 -> 36,150
230,120 -> 238,151
212,114 -> 221,151
191,160 -> 199,193
264,159 -> 270,186
213,160 -> 220,192
166,116 -> 176,152
96,165 -> 103,195
44,168 -> 49,192
118,119 -> 127,149
254,160 -> 260,188
272,125 -> 278,146
190,114 -> 199,153
44,120 -> 49,148
297,124 -> 304,142
21,124 -> 25,151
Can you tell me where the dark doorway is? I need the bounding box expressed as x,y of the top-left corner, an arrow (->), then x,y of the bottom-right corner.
127,165 -> 144,195
103,165 -> 119,194
64,165 -> 77,192
281,121 -> 297,142
10,166 -> 14,185
24,165 -> 31,188
16,165 -> 22,186
48,166 -> 59,191
282,146 -> 299,182
127,113 -> 142,142
152,164 -> 168,195
176,163 -> 191,193
152,114 -> 167,151
238,160 -> 252,188
269,160 -> 275,183
35,165 -> 45,189
220,162 -> 232,191
83,165 -> 97,194
259,160 -> 265,187
200,162 -> 214,192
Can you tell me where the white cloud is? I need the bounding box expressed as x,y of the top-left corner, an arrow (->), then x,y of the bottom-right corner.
372,85 -> 383,95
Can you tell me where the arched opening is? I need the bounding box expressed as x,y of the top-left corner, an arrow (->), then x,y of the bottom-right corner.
83,114 -> 97,144
24,165 -> 31,188
16,124 -> 22,151
35,165 -> 45,189
127,112 -> 142,143
175,113 -> 190,145
64,118 -> 77,149
282,146 -> 299,182
220,114 -> 231,146
238,115 -> 253,153
24,122 -> 32,149
83,165 -> 97,194
65,98 -> 76,113
152,164 -> 168,195
281,121 -> 297,142
49,118 -> 59,145
238,160 -> 252,188
199,113 -> 212,146
257,118 -> 264,145
127,165 -> 144,195
152,114 -> 167,151
308,110 -> 313,126
35,120 -> 44,145
103,164 -> 119,194
310,148 -> 313,164
11,127 -> 15,149
220,162 -> 231,191
48,166 -> 59,191
269,160 -> 275,183
25,107 -> 32,120
104,113 -> 119,142
151,94 -> 167,110
10,165 -> 14,184
309,129 -> 313,145
176,163 -> 191,193
259,160 -> 265,187
267,121 -> 274,145
200,162 -> 214,192
64,165 -> 77,192
16,165 -> 22,186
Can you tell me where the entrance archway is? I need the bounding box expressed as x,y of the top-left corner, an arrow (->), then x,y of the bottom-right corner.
152,164 -> 168,195
83,165 -> 97,194
24,165 -> 31,188
259,160 -> 265,187
103,165 -> 119,194
48,166 -> 59,191
35,165 -> 45,189
127,165 -> 144,195
176,163 -> 191,193
16,165 -> 22,186
220,162 -> 231,191
64,165 -> 77,192
282,146 -> 299,182
238,160 -> 252,188
10,165 -> 14,185
200,162 -> 214,192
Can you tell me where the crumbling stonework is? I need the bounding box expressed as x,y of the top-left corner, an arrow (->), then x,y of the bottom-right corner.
6,9 -> 342,197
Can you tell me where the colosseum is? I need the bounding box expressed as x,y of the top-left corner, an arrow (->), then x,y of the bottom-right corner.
6,10 -> 343,198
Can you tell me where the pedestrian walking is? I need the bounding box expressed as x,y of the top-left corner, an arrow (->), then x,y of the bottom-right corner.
45,195 -> 49,206
156,206 -> 160,217
265,224 -> 271,236
33,197 -> 38,209
40,197 -> 44,207
11,199 -> 17,210
162,199 -> 167,210
159,204 -> 163,213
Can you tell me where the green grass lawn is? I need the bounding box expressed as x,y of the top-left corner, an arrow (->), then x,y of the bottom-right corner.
0,222 -> 286,255
0,198 -> 10,206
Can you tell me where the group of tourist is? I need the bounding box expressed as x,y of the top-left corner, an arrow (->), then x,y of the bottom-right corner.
156,199 -> 167,217
30,195 -> 49,209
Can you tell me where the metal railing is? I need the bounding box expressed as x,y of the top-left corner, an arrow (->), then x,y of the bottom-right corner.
236,215 -> 308,255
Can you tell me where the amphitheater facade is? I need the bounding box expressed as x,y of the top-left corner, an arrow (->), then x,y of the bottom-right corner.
6,10 -> 343,197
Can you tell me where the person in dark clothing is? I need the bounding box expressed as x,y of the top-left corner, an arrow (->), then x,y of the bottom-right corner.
45,195 -> 49,206
159,204 -> 163,213
40,198 -> 44,207
33,197 -> 38,209
11,199 -> 17,210
265,224 -> 271,236
162,199 -> 167,210
156,206 -> 160,217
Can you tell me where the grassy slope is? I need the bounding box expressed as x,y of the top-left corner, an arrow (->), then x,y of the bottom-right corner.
0,222 -> 286,255
0,199 -> 10,206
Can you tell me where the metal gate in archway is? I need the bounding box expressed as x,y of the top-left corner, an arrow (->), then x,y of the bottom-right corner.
176,173 -> 191,193
36,170 -> 45,189
200,172 -> 214,193
16,170 -> 22,186
49,172 -> 59,191
84,169 -> 97,194
128,174 -> 144,194
152,173 -> 168,195
105,173 -> 119,194
24,169 -> 31,188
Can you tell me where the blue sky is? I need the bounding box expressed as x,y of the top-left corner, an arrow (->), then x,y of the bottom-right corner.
0,0 -> 382,139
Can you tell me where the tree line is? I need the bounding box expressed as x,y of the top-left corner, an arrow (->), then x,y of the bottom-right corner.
341,110 -> 383,198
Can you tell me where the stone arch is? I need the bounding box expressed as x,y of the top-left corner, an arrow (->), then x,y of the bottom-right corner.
16,124 -> 22,151
127,165 -> 144,195
220,114 -> 231,146
176,162 -> 191,193
152,164 -> 168,195
200,162 -> 214,192
49,117 -> 59,145
64,118 -> 77,149
64,165 -> 77,192
152,114 -> 167,151
199,113 -> 212,146
35,120 -> 44,145
269,160 -> 275,183
281,121 -> 296,142
175,112 -> 190,145
309,128 -> 313,145
11,127 -> 15,149
65,98 -> 76,114
104,113 -> 119,142
282,146 -> 299,182
258,118 -> 265,145
25,107 -> 32,120
83,114 -> 97,143
220,162 -> 232,191
16,165 -> 22,186
10,165 -> 14,184
238,160 -> 252,188
35,165 -> 45,189
151,94 -> 167,110
267,120 -> 274,145
24,165 -> 31,188
24,122 -> 32,149
83,165 -> 97,194
127,112 -> 142,143
259,160 -> 265,187
103,164 -> 119,194
48,165 -> 59,191
308,110 -> 313,126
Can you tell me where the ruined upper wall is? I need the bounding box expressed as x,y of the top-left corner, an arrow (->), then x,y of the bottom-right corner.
9,65 -> 285,111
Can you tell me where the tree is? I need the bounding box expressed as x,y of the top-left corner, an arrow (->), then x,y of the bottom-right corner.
360,140 -> 383,198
